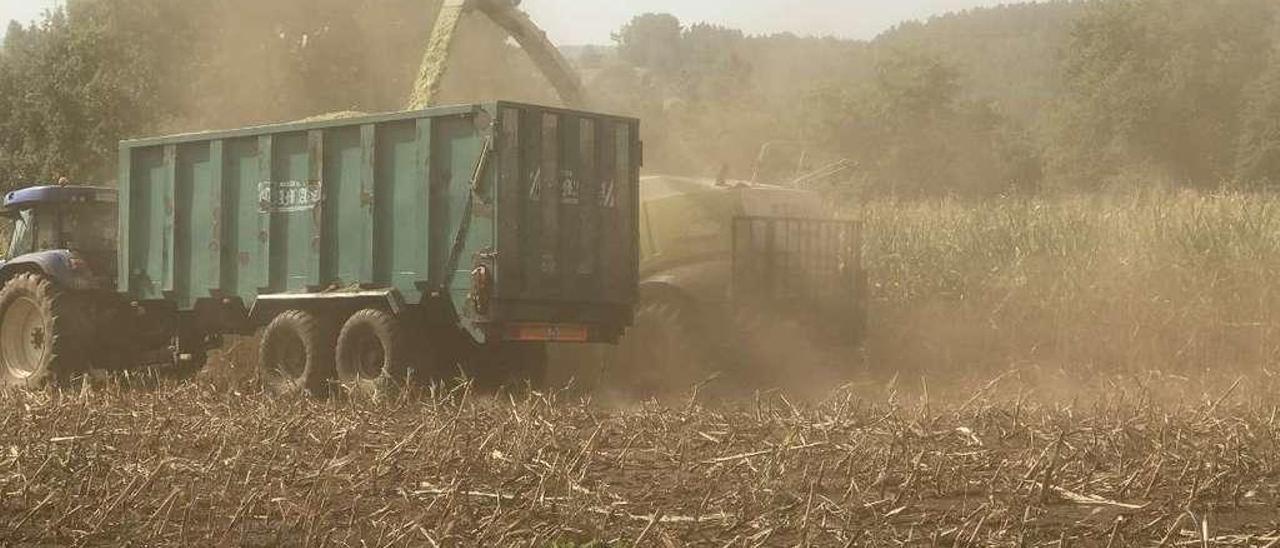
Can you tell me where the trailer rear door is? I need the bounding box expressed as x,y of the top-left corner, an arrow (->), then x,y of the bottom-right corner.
490,104 -> 640,338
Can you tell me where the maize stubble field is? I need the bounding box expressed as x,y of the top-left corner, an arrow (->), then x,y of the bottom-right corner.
4,193 -> 1280,546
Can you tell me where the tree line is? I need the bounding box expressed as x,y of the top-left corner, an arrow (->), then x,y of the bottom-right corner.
0,0 -> 537,185
600,0 -> 1280,197
2,0 -> 1279,198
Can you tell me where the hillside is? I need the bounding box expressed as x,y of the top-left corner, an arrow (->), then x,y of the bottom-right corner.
565,2 -> 1084,125
872,2 -> 1088,122
590,0 -> 1280,192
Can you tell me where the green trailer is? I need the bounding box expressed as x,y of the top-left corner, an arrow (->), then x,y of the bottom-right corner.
0,102 -> 640,391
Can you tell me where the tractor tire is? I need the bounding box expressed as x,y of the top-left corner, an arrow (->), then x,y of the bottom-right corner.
335,309 -> 408,398
611,299 -> 703,399
258,310 -> 335,396
0,273 -> 87,388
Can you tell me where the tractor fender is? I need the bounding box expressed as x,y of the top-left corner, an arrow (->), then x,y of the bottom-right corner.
0,250 -> 99,291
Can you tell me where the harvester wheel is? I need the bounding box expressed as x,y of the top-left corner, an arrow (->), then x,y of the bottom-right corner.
335,308 -> 408,398
258,310 -> 334,396
0,273 -> 87,388
613,299 -> 701,398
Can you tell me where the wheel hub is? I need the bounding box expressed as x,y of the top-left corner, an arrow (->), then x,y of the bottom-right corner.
352,330 -> 385,379
1,296 -> 48,379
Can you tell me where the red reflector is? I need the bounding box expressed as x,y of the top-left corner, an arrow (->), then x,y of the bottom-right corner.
506,323 -> 590,343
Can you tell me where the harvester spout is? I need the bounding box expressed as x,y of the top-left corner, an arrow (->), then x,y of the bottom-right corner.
408,0 -> 588,110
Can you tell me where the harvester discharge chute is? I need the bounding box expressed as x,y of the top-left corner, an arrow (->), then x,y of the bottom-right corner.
409,0 -> 588,109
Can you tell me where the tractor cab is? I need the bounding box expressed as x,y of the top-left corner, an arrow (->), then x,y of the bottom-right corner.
0,186 -> 118,286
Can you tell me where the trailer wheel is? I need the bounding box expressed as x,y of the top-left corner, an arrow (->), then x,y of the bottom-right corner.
258,310 -> 334,396
0,273 -> 86,388
335,308 -> 408,397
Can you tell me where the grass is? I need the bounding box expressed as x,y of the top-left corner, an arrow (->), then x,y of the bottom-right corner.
862,191 -> 1280,377
5,191 -> 1280,545
2,374 -> 1279,546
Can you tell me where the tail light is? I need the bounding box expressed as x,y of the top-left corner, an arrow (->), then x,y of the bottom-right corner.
469,264 -> 492,315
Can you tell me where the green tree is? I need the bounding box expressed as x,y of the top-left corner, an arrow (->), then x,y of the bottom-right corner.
800,48 -> 1039,198
1048,0 -> 1278,189
679,23 -> 751,102
1235,26 -> 1280,187
0,0 -> 436,187
0,0 -> 190,185
613,13 -> 684,78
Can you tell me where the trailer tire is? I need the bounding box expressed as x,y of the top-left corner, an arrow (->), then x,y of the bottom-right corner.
0,273 -> 87,388
335,308 -> 408,398
258,310 -> 334,396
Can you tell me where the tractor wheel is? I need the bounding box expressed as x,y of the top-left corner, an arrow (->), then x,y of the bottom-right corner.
335,309 -> 408,398
611,299 -> 703,398
258,310 -> 334,396
0,273 -> 86,388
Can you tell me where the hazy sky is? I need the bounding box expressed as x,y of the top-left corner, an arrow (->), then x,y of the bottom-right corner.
0,0 -> 60,33
2,0 -> 1027,44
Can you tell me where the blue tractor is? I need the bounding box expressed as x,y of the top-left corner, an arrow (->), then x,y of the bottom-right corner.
0,184 -> 203,387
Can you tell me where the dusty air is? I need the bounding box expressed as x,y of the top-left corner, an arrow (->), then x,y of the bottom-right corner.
0,0 -> 1276,544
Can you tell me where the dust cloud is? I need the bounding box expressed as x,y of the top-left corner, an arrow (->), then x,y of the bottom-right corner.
179,2 -> 1266,409
157,1 -> 556,134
